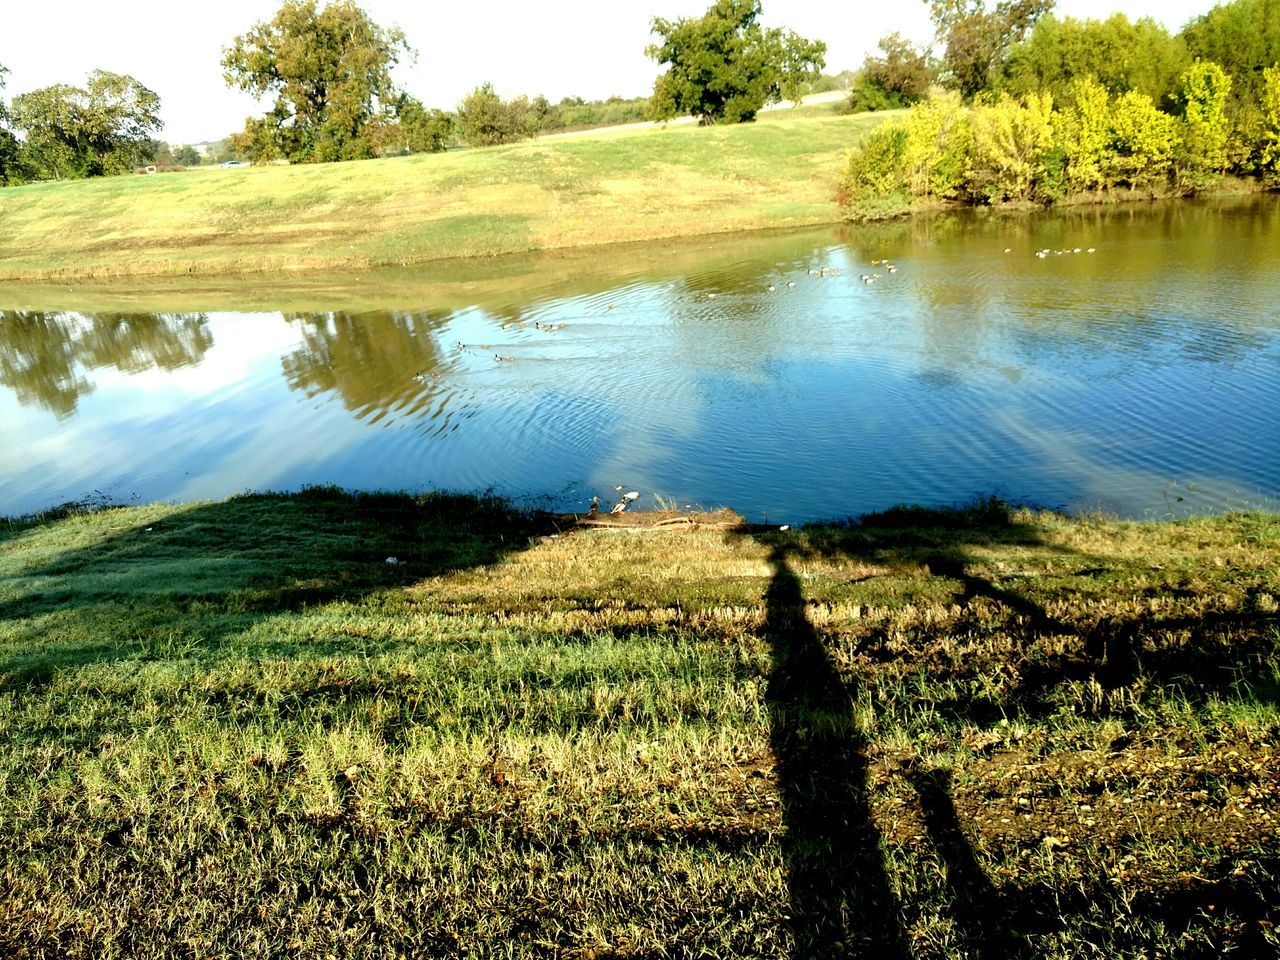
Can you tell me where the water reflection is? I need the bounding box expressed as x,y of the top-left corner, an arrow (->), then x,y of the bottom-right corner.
281,311 -> 457,431
2,196 -> 1278,520
0,311 -> 211,418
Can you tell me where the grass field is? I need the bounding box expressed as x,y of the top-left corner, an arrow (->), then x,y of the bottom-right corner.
2,490 -> 1277,957
0,106 -> 893,283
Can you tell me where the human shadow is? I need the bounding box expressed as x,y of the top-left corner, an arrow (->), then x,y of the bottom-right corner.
757,536 -> 911,957
737,501 -> 1279,958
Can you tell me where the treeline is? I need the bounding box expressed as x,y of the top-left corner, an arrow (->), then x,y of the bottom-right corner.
1,0 -> 827,183
842,0 -> 1280,215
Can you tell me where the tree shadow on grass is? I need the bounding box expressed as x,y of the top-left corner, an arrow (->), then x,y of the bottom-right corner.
735,500 -> 1279,958
0,486 -> 555,691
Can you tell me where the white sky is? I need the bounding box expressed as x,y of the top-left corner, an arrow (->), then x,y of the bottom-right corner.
2,0 -> 1216,144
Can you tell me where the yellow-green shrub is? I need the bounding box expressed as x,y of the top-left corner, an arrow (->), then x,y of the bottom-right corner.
1178,60 -> 1233,179
967,92 -> 1056,201
1260,64 -> 1280,182
840,122 -> 909,215
1105,91 -> 1180,187
1057,76 -> 1112,192
904,91 -> 972,200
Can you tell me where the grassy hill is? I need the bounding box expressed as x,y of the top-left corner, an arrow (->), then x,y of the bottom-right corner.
1,491 -> 1277,956
0,107 -> 891,283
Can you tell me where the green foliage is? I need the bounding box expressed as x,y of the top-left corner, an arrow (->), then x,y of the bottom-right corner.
849,33 -> 932,113
537,95 -> 651,133
372,95 -> 453,156
930,0 -> 1053,99
1177,61 -> 1233,179
1056,75 -> 1112,192
173,144 -> 202,167
1002,14 -> 1188,106
0,65 -> 23,186
840,122 -> 909,206
456,83 -> 535,147
9,71 -> 161,180
904,91 -> 973,199
1181,0 -> 1280,110
966,91 -> 1055,201
1104,90 -> 1180,188
646,0 -> 826,124
221,0 -> 410,164
1260,65 -> 1280,181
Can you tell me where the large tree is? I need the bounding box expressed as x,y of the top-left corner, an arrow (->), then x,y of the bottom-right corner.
929,0 -> 1053,99
0,64 -> 23,185
1181,0 -> 1280,111
222,0 -> 411,163
9,71 -> 161,180
1001,14 -> 1188,106
647,0 -> 826,124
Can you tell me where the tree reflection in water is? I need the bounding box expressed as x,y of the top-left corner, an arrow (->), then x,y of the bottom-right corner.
0,311 -> 212,418
280,310 -> 459,431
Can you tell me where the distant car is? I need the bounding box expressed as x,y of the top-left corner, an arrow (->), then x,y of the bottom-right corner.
220,160 -> 250,168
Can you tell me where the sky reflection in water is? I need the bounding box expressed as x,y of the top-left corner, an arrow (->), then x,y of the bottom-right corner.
2,197 -> 1279,522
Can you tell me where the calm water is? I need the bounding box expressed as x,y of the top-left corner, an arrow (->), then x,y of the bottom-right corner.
3,197 -> 1279,522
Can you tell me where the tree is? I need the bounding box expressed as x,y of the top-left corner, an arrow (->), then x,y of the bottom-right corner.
1181,0 -> 1280,111
380,96 -> 453,155
1258,64 -> 1280,180
1002,14 -> 1188,106
966,91 -> 1055,200
646,0 -> 826,124
1104,90 -> 1180,187
10,71 -> 161,180
1177,61 -> 1232,178
456,84 -> 535,146
222,0 -> 411,163
174,144 -> 202,166
1056,74 -> 1112,191
929,0 -> 1053,99
0,64 -> 24,185
849,33 -> 932,112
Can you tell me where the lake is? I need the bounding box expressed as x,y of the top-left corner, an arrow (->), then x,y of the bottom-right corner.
2,196 -> 1278,523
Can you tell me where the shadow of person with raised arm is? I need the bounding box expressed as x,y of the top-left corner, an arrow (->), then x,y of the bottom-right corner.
757,534 -> 910,958
740,500 -> 1280,958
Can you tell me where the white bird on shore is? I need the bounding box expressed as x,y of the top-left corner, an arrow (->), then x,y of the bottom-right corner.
610,491 -> 640,513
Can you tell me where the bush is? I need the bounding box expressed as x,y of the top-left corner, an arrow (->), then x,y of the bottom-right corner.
1057,75 -> 1111,192
905,92 -> 973,199
1105,90 -> 1180,187
1177,60 -> 1232,182
1257,65 -> 1280,182
841,122 -> 909,205
967,92 -> 1056,201
458,83 -> 535,147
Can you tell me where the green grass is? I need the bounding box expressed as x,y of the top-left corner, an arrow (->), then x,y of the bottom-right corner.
1,490 -> 1278,957
0,108 -> 895,283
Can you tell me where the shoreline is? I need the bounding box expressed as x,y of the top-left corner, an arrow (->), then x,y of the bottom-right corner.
3,487 -> 1277,954
2,177 -> 1272,288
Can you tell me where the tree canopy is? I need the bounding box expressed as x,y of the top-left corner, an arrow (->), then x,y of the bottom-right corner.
9,71 -> 161,180
221,0 -> 412,163
0,65 -> 22,185
1181,0 -> 1280,110
849,33 -> 933,112
930,0 -> 1053,99
646,0 -> 826,124
457,83 -> 537,146
1001,14 -> 1188,106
